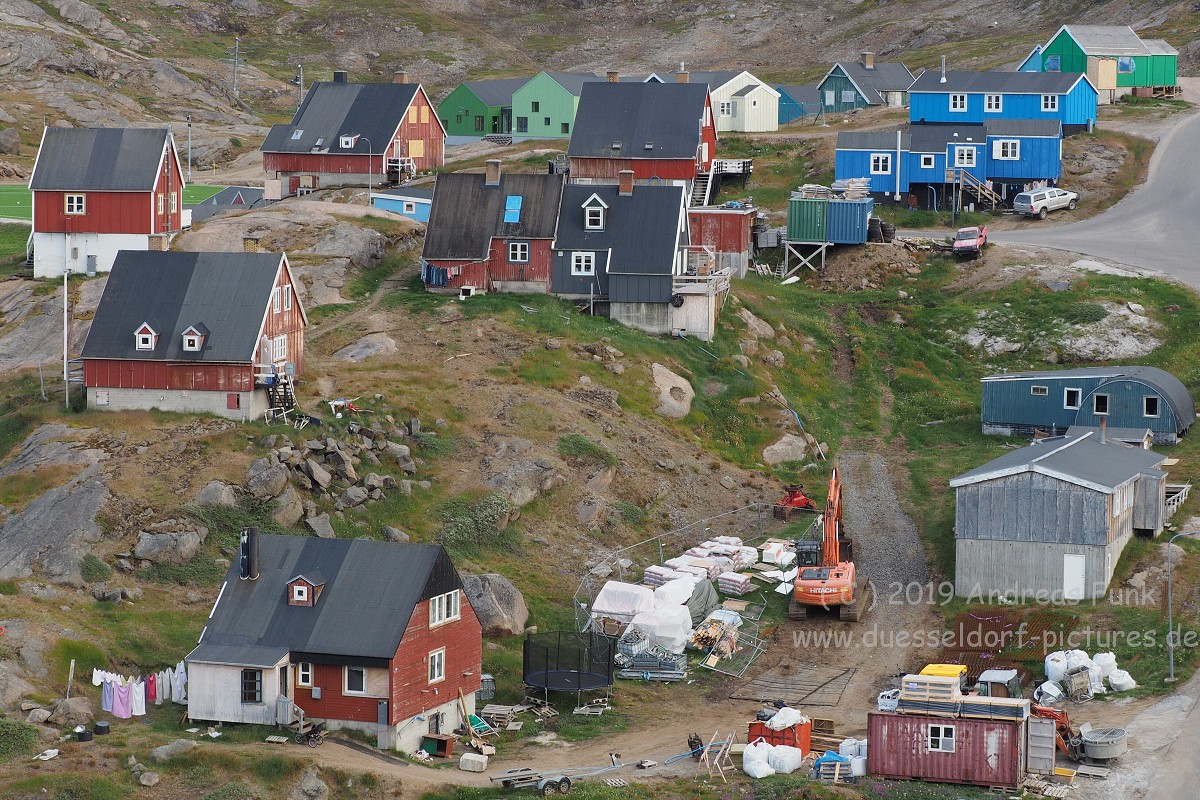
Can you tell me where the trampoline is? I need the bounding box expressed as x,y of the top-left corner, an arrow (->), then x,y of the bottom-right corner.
523,631 -> 615,704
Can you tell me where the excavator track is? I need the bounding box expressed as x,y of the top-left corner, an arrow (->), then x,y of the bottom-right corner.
837,574 -> 870,622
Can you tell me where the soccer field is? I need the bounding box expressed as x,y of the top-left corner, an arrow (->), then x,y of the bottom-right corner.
183,185 -> 226,204
0,186 -> 32,221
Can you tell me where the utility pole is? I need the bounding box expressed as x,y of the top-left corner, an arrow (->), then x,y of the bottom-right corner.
230,36 -> 242,96
186,114 -> 192,183
295,64 -> 304,110
63,265 -> 69,409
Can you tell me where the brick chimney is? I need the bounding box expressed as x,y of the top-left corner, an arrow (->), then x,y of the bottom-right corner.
242,234 -> 262,253
861,52 -> 875,70
333,70 -> 348,83
606,70 -> 619,82
393,70 -> 409,84
676,66 -> 690,83
618,169 -> 634,196
484,159 -> 501,186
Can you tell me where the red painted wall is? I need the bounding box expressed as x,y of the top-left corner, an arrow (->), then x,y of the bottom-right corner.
568,157 -> 698,182
699,95 -> 717,172
393,88 -> 445,171
261,265 -> 306,374
34,190 -> 153,234
264,152 -> 373,176
83,359 -> 254,391
151,143 -> 184,234
389,596 -> 482,724
688,207 -> 754,255
294,663 -> 384,724
426,239 -> 553,290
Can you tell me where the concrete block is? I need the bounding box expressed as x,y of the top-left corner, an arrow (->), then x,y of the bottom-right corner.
459,752 -> 489,772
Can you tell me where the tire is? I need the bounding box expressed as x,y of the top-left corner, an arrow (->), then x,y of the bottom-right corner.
539,780 -> 557,797
1037,207 -> 1048,220
1067,199 -> 1077,210
557,777 -> 573,794
308,736 -> 319,748
294,733 -> 305,744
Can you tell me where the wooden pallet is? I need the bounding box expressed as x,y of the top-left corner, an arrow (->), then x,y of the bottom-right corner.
264,735 -> 289,744
1074,764 -> 1110,780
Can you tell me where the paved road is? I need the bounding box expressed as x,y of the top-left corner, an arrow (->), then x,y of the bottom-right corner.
992,109 -> 1200,286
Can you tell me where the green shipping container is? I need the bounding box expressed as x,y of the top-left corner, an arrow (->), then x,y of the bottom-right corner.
788,198 -> 828,243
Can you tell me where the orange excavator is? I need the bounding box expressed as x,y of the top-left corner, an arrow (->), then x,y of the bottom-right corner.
788,467 -> 868,621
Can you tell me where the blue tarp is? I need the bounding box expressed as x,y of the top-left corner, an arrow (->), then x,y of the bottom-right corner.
813,750 -> 850,770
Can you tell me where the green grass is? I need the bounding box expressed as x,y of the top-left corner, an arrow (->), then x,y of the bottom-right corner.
0,579 -> 17,595
49,639 -> 108,689
0,719 -> 38,762
0,187 -> 32,221
711,136 -> 828,208
182,185 -> 227,204
79,553 -> 112,583
1,774 -> 129,800
557,434 -> 618,468
347,252 -> 411,300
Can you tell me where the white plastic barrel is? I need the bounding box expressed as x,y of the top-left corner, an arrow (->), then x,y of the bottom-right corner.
839,738 -> 858,758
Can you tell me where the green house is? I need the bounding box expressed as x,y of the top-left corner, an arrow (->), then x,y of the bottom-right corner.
510,72 -> 603,139
1031,25 -> 1178,100
437,77 -> 529,137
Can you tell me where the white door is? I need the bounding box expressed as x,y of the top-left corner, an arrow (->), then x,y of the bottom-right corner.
1063,554 -> 1086,600
825,91 -> 835,107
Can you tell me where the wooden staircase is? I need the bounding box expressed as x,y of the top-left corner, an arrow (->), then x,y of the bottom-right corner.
949,168 -> 1002,210
691,172 -> 712,206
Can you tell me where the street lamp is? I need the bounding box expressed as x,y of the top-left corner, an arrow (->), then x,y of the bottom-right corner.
1166,531 -> 1199,682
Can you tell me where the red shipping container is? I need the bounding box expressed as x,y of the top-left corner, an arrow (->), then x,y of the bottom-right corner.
867,712 -> 1025,790
747,720 -> 812,756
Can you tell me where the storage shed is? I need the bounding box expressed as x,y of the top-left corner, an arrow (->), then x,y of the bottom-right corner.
951,432 -> 1168,601
1029,25 -> 1179,102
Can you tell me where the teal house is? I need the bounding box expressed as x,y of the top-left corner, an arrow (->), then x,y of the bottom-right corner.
817,53 -> 915,113
510,72 -> 604,139
437,77 -> 529,137
1022,26 -> 1179,103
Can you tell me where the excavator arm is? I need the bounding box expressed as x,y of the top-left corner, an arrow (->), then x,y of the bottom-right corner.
822,467 -> 842,567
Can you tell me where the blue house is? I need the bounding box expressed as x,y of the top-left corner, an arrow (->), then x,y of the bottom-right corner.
372,187 -> 433,223
908,70 -> 1098,134
775,84 -> 820,124
980,366 -> 1196,445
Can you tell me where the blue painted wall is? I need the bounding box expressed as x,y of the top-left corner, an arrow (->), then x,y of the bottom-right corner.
982,376 -> 1180,438
909,79 -> 1096,127
985,136 -> 1061,181
834,149 -> 906,194
837,138 -> 1059,189
373,195 -> 431,223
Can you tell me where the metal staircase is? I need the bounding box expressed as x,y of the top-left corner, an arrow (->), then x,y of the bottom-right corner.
690,172 -> 712,206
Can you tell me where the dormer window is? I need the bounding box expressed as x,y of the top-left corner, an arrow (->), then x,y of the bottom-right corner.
582,193 -> 608,231
182,324 -> 207,352
183,335 -> 200,351
340,135 -> 358,149
134,323 -> 157,351
287,573 -> 325,606
292,584 -> 308,603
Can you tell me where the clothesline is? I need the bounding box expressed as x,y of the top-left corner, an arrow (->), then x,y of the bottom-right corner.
93,661 -> 187,720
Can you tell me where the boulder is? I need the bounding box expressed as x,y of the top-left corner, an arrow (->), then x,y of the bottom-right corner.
26,707 -> 51,724
460,574 -> 529,636
486,457 -> 568,507
133,529 -> 202,564
247,463 -> 290,499
150,739 -> 197,762
48,696 -> 94,727
340,486 -> 369,508
0,662 -> 36,709
576,497 -> 606,526
651,363 -> 695,419
139,772 -> 161,787
326,450 -> 358,482
306,514 -> 336,539
272,486 -> 305,528
304,458 -> 332,489
760,350 -> 785,368
762,434 -> 814,466
363,473 -> 386,491
719,475 -> 737,490
381,525 -> 410,542
738,308 -> 775,339
0,128 -> 19,155
92,586 -> 123,602
248,456 -> 275,476
290,768 -> 329,800
193,481 -> 237,508
302,221 -> 386,268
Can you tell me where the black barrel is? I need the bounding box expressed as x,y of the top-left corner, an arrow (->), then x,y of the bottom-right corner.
93,721 -> 110,736
77,729 -> 93,742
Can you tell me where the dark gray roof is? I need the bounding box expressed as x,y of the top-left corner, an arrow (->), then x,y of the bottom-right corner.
833,61 -> 916,103
423,172 -> 564,260
909,124 -> 985,152
374,187 -> 433,201
686,71 -> 743,90
950,433 -> 1167,490
568,82 -> 710,160
463,77 -> 529,107
836,129 -> 911,150
982,366 -> 1195,429
909,70 -> 1087,95
188,534 -> 464,665
1066,425 -> 1153,444
30,127 -> 171,191
544,71 -> 605,95
555,183 -> 685,273
776,84 -> 821,106
261,81 -> 421,155
81,251 -> 286,363
985,119 -> 1062,137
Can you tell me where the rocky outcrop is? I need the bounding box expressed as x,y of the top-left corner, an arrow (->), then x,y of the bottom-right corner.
47,696 -> 94,726
0,662 -> 37,710
486,456 -> 568,507
762,432 -> 824,465
739,308 -> 775,339
133,529 -> 202,564
272,486 -> 304,527
290,769 -> 329,800
247,462 -> 290,499
193,480 -> 238,508
305,514 -> 336,539
150,739 -> 197,762
460,574 -> 529,637
302,221 -> 386,268
651,363 -> 695,419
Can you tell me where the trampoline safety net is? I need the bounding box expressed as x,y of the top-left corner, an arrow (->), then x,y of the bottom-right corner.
523,631 -> 615,692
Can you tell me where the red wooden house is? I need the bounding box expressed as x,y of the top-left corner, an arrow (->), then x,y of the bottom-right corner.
28,127 -> 185,278
186,530 -> 483,754
421,160 -> 564,294
80,250 -> 306,420
567,81 -> 716,190
262,71 -> 445,195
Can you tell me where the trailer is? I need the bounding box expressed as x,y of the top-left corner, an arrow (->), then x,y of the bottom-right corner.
489,760 -> 625,795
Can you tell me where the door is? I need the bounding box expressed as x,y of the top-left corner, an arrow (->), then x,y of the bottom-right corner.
278,665 -> 289,698
1063,554 -> 1086,600
377,700 -> 390,749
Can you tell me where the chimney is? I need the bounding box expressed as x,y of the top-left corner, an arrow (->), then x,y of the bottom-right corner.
239,527 -> 260,581
940,56 -> 947,83
242,234 -> 262,253
1100,416 -> 1107,444
393,70 -> 409,84
333,70 -> 348,84
677,61 -> 689,83
606,70 -> 619,83
484,159 -> 501,186
861,51 -> 875,70
618,169 -> 634,196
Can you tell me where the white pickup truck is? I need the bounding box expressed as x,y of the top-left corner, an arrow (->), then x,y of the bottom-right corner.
1013,187 -> 1078,219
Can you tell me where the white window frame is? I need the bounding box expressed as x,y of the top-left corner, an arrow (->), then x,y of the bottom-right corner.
170,192 -> 178,213
428,648 -> 446,684
272,286 -> 281,313
296,662 -> 313,688
65,194 -> 85,215
996,140 -> 1020,160
403,201 -> 416,214
585,206 -> 604,230
1031,385 -> 1048,396
136,333 -> 154,350
1144,396 -> 1160,418
283,285 -> 292,311
429,590 -> 461,627
984,94 -> 1002,112
158,193 -> 165,215
928,724 -> 956,753
718,101 -> 732,117
840,90 -> 856,104
920,154 -> 935,169
292,583 -> 308,603
508,241 -> 529,263
949,93 -> 967,112
1094,393 -> 1110,416
183,335 -> 201,352
870,153 -> 891,175
344,665 -> 367,695
571,252 -> 595,276
1064,388 -> 1081,410
1042,94 -> 1058,112
824,90 -> 835,107
954,146 -> 976,168
273,334 -> 287,362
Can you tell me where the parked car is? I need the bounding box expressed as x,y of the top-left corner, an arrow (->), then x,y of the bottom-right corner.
1013,188 -> 1078,219
953,225 -> 988,258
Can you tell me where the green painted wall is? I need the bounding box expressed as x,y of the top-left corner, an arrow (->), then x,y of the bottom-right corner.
438,85 -> 500,136
1043,29 -> 1177,88
1041,30 -> 1088,74
511,72 -> 579,139
817,67 -> 869,112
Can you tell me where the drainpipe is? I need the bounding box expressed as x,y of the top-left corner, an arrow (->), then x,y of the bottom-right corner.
894,129 -> 902,201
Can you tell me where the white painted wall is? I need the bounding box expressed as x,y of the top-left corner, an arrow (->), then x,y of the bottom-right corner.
88,386 -> 270,422
187,657 -> 288,725
710,73 -> 780,133
33,232 -> 150,278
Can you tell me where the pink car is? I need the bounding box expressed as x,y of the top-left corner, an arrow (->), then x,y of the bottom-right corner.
953,225 -> 988,258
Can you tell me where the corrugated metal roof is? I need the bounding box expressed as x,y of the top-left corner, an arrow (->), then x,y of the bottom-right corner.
776,84 -> 820,106
568,82 -> 710,160
950,433 -> 1167,491
686,71 -> 743,90
836,61 -> 916,102
422,172 -> 564,260
910,70 -> 1086,95
556,183 -> 684,274
985,119 -> 1062,137
1142,39 -> 1179,56
189,535 -> 462,664
982,366 -> 1195,428
30,127 -> 170,191
261,81 -> 420,154
837,129 -> 911,150
463,77 -> 528,106
1066,425 -> 1153,444
80,250 -> 284,363
1063,25 -> 1154,56
909,124 -> 985,152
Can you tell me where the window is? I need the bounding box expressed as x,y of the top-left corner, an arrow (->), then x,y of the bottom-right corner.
824,90 -> 835,107
531,101 -> 540,112
1145,396 -> 1160,418
158,193 -> 165,214
985,93 -> 1002,112
585,206 -> 604,230
65,194 -> 85,214
995,140 -> 1020,160
241,669 -> 263,704
752,99 -> 758,108
516,117 -> 528,133
428,648 -> 446,683
543,116 -> 550,127
408,107 -> 417,123
572,252 -> 595,276
474,115 -> 484,132
1094,393 -> 1109,415
170,192 -> 178,213
1042,94 -> 1058,112
136,333 -> 154,350
719,101 -> 732,117
950,93 -> 967,111
955,147 -> 976,168
283,285 -> 292,311
1064,388 -> 1081,410
455,113 -> 463,124
928,724 -> 955,753
1117,56 -> 1135,74
297,663 -> 313,687
403,201 -> 416,214
1031,385 -> 1048,396
272,335 -> 287,362
429,590 -> 461,626
561,122 -> 570,134
344,665 -> 366,695
339,135 -> 356,149
292,583 -> 308,603
870,153 -> 891,174
508,241 -> 529,263
420,106 -> 429,123
841,90 -> 856,103
920,154 -> 935,169
183,335 -> 200,352
272,287 -> 281,313
290,129 -> 304,140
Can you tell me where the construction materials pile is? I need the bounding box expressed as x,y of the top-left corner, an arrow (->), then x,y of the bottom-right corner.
831,177 -> 871,199
616,647 -> 686,681
793,184 -> 832,200
895,673 -> 1030,722
1040,650 -> 1136,703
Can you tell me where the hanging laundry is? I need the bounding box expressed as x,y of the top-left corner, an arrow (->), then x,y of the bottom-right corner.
112,681 -> 133,720
131,678 -> 146,716
100,678 -> 114,713
171,660 -> 188,704
147,673 -> 157,703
